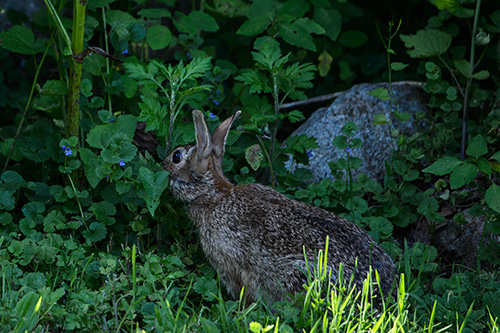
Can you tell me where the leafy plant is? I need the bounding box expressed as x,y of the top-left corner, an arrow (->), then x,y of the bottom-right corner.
124,57 -> 213,153
236,37 -> 316,186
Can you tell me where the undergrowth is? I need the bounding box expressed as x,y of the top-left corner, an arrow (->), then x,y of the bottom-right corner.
0,0 -> 499,331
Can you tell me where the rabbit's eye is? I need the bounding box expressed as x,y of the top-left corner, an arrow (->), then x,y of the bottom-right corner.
172,150 -> 182,164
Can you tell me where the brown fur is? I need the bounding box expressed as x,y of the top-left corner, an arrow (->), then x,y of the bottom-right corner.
164,110 -> 398,304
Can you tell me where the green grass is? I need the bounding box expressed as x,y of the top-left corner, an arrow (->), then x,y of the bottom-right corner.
2,237 -> 499,332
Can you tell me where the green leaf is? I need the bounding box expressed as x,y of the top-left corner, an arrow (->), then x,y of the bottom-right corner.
339,30 -> 368,48
189,11 -> 219,32
37,243 -> 58,263
294,17 -> 325,35
278,0 -> 310,18
422,156 -> 462,175
391,62 -> 409,71
81,78 -> 93,98
367,87 -> 390,100
466,135 -> 488,159
417,196 -> 439,217
0,25 -> 47,54
193,277 -> 217,301
313,7 -> 341,42
332,136 -> 348,150
86,115 -> 137,149
476,157 -> 491,175
87,0 -> 117,10
0,212 -> 13,226
1,170 -> 26,191
80,148 -> 105,188
200,317 -> 220,333
490,151 -> 500,163
248,0 -> 276,19
146,25 -> 172,50
14,292 -> 41,332
400,29 -> 452,58
173,12 -> 198,35
0,190 -> 15,211
454,59 -> 472,78
245,144 -> 263,171
83,222 -> 107,243
235,70 -> 271,94
485,184 -> 500,213
137,8 -> 172,19
237,16 -> 271,36
373,114 -> 389,125
43,210 -> 66,233
318,50 -> 333,77
138,167 -> 169,216
365,216 -> 393,238
91,201 -> 117,226
472,70 -> 489,80
286,110 -> 305,123
138,96 -> 168,135
41,80 -> 68,96
279,22 -> 316,51
450,163 -> 476,189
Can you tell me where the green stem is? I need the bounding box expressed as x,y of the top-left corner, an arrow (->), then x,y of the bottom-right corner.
67,0 -> 87,140
44,0 -> 72,50
257,135 -> 274,184
268,74 -> 279,188
102,6 -> 113,117
2,34 -> 53,173
461,0 -> 481,160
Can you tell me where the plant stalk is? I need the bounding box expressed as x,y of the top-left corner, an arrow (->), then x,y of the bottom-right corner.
2,35 -> 53,173
67,0 -> 87,140
461,0 -> 482,160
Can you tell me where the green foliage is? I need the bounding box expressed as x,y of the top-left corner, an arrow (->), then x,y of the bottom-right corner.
0,0 -> 499,331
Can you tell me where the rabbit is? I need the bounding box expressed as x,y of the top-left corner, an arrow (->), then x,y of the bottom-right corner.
164,110 -> 398,305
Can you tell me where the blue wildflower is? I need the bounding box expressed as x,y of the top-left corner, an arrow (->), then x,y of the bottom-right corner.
307,150 -> 313,157
61,145 -> 72,156
122,49 -> 129,54
20,59 -> 26,67
119,159 -> 125,166
345,147 -> 352,153
109,118 -> 115,122
187,52 -> 192,59
216,89 -> 220,94
209,113 -> 216,119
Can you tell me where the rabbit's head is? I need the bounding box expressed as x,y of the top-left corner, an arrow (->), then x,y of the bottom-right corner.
165,110 -> 241,203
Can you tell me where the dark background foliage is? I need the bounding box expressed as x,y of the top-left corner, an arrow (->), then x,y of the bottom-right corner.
0,0 -> 499,331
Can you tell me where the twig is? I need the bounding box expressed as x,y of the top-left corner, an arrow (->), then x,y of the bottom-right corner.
279,81 -> 424,110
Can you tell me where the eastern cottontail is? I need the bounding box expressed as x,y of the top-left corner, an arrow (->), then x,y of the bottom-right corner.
164,110 -> 398,304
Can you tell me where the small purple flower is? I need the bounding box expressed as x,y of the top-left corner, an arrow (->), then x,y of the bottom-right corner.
345,147 -> 352,153
209,113 -> 216,119
122,49 -> 129,54
61,145 -> 73,156
119,159 -> 125,166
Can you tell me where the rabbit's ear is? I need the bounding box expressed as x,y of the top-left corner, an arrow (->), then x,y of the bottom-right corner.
212,111 -> 241,162
192,110 -> 212,159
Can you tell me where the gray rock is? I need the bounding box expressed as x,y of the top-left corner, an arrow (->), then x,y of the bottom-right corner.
287,82 -> 428,181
